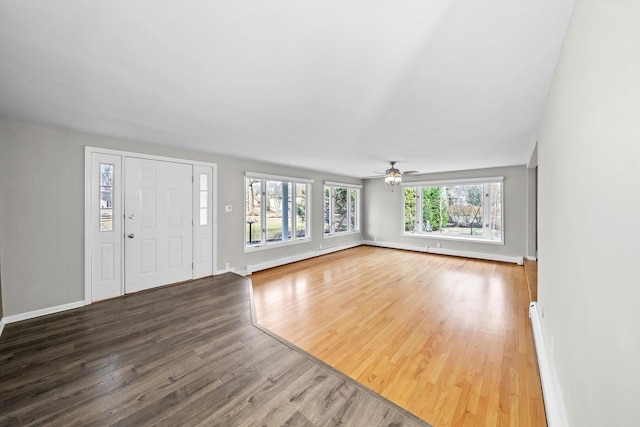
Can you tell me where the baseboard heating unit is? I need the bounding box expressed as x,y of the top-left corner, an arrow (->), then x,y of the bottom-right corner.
529,302 -> 568,427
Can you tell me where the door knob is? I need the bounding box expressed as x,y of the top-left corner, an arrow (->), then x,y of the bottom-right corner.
128,233 -> 135,238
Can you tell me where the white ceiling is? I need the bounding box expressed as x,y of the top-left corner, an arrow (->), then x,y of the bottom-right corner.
0,0 -> 574,178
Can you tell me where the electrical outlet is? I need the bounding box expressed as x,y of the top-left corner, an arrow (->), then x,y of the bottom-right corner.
225,205 -> 232,213
224,262 -> 230,270
436,242 -> 441,248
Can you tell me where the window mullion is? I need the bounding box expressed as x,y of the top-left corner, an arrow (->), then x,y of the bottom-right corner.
308,184 -> 311,236
353,190 -> 357,231
261,179 -> 267,245
347,190 -> 352,232
330,187 -> 335,234
416,189 -> 422,233
483,183 -> 490,239
292,183 -> 297,239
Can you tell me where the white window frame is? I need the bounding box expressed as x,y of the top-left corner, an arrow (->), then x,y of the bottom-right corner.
324,181 -> 362,238
244,172 -> 312,252
402,176 -> 504,245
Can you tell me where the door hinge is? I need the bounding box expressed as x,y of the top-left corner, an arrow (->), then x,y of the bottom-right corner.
192,262 -> 194,269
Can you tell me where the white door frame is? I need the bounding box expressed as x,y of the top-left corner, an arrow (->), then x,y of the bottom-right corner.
84,146 -> 218,304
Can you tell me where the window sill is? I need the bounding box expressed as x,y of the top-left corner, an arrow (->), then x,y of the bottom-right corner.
244,237 -> 311,253
403,232 -> 503,245
323,230 -> 361,239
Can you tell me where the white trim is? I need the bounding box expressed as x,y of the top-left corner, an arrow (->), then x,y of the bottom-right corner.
244,237 -> 312,253
211,164 -> 218,276
2,300 -> 85,324
527,256 -> 538,261
401,175 -> 503,187
0,320 -> 5,338
363,240 -> 523,265
85,146 -> 215,168
323,231 -> 361,239
245,171 -> 314,184
529,302 -> 568,427
324,181 -> 362,189
215,266 -> 236,275
84,149 -> 93,304
246,241 -> 362,274
402,231 -> 504,245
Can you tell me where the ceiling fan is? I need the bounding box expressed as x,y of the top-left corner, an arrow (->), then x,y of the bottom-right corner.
372,161 -> 419,187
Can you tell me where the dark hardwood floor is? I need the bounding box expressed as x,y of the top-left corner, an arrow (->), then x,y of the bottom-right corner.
0,273 -> 429,426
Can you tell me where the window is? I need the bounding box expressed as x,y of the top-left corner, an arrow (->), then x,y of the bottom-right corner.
324,182 -> 361,236
199,173 -> 208,225
99,163 -> 114,231
403,177 -> 503,243
245,173 -> 311,249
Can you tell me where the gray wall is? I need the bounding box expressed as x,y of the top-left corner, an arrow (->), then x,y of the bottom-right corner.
0,118 -> 362,317
0,248 -> 3,319
536,1 -> 640,425
526,143 -> 538,260
364,165 -> 528,259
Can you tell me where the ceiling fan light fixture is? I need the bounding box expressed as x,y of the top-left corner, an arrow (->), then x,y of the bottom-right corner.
385,174 -> 401,185
384,161 -> 402,186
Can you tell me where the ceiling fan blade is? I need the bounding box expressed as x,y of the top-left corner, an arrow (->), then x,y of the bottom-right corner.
403,170 -> 420,175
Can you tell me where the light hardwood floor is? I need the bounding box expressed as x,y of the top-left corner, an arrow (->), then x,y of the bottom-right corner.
251,246 -> 546,427
525,259 -> 538,302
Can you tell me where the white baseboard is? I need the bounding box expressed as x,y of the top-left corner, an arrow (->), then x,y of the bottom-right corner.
246,241 -> 362,275
527,256 -> 538,261
0,320 -> 5,338
363,240 -> 524,265
529,302 -> 568,427
1,300 -> 85,324
215,266 -> 236,275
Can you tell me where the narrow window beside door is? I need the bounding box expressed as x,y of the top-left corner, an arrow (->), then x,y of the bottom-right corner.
199,173 -> 208,226
99,163 -> 114,231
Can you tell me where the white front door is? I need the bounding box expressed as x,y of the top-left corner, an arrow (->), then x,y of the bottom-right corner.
124,157 -> 193,293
